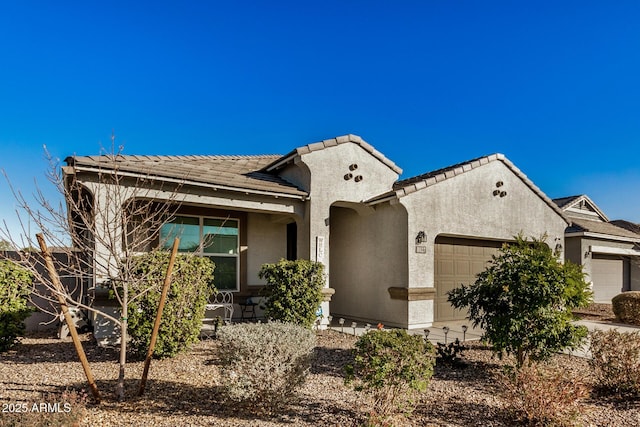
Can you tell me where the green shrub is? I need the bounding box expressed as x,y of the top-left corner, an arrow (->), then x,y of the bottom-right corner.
216,321 -> 316,412
258,259 -> 324,328
345,329 -> 436,419
448,235 -> 592,367
500,363 -> 589,426
590,329 -> 640,397
0,260 -> 33,352
126,251 -> 215,358
612,292 -> 640,325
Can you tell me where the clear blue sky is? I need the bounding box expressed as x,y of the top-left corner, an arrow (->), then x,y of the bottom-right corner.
1,1 -> 639,240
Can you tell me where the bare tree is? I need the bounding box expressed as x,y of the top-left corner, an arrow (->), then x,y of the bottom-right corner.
1,141 -> 184,400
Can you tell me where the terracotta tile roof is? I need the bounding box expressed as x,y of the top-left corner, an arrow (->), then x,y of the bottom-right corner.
368,153 -> 568,223
66,154 -> 308,198
264,134 -> 403,175
568,218 -> 640,240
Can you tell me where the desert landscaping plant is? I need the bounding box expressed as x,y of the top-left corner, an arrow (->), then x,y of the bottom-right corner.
590,329 -> 640,397
126,251 -> 215,359
500,363 -> 589,426
448,235 -> 592,367
345,329 -> 436,422
0,140 -> 186,400
0,260 -> 33,352
216,321 -> 316,413
611,291 -> 640,325
258,259 -> 324,328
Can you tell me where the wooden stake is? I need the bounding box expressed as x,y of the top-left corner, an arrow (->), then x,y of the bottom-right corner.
138,237 -> 180,396
36,233 -> 101,402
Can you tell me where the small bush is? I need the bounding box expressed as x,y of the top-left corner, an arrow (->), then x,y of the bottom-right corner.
345,329 -> 436,419
258,259 -> 324,328
436,338 -> 467,367
0,260 -> 33,353
590,329 -> 640,397
217,321 -> 316,412
500,363 -> 589,426
612,292 -> 640,325
448,235 -> 592,367
126,251 -> 215,358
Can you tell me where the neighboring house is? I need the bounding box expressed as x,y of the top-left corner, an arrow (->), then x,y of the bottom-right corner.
64,134 -> 568,329
553,195 -> 640,302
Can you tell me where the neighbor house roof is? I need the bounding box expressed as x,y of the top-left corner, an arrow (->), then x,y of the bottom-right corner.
65,154 -> 308,199
567,218 -> 640,241
611,220 -> 640,234
366,153 -> 569,223
263,134 -> 403,175
552,194 -> 609,222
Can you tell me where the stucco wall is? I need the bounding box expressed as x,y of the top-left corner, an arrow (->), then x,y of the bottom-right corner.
399,160 -> 568,327
298,143 -> 400,273
246,212 -> 287,285
329,203 -> 408,326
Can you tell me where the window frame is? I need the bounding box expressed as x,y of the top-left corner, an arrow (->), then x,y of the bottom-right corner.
160,214 -> 240,292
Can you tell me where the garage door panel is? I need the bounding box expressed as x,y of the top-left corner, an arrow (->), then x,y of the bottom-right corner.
592,256 -> 624,303
436,259 -> 454,275
435,238 -> 501,322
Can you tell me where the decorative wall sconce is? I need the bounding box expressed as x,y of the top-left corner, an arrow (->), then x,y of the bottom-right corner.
415,231 -> 426,244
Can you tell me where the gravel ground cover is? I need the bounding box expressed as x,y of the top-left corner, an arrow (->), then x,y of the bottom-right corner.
1,326 -> 640,426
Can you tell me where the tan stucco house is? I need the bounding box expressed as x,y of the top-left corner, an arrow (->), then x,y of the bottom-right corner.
553,195 -> 640,302
65,134 -> 569,329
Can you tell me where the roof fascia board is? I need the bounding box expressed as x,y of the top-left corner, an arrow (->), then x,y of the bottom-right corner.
590,245 -> 640,256
565,231 -> 640,243
72,165 -> 308,201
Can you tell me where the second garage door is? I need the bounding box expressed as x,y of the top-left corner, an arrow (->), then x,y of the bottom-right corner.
591,255 -> 627,303
434,237 -> 503,322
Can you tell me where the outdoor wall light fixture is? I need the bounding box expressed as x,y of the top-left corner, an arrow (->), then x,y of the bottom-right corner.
349,163 -> 358,171
354,175 -> 363,182
499,191 -> 507,197
496,181 -> 504,187
584,250 -> 591,258
344,173 -> 353,180
415,231 -> 426,244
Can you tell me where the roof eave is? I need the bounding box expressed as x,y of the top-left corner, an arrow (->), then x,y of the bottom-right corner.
565,231 -> 640,243
72,165 -> 309,200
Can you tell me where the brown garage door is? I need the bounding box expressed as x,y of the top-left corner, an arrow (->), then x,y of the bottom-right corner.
435,237 -> 503,322
591,255 -> 626,303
